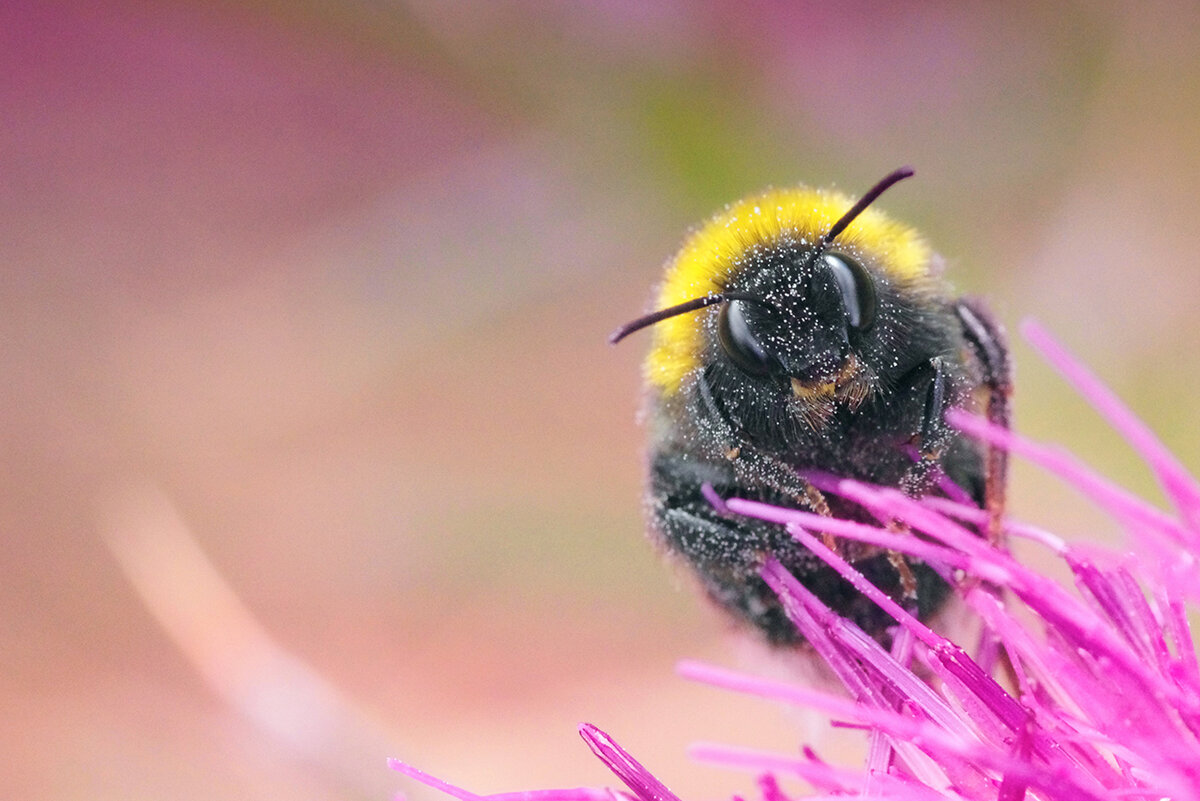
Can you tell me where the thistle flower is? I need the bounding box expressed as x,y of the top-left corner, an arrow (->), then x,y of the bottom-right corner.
391,320 -> 1200,801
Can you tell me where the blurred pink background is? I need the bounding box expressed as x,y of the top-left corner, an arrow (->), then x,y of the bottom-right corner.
5,2 -> 1200,799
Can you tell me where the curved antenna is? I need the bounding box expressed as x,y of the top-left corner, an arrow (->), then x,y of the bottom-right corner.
819,166 -> 914,249
609,167 -> 914,345
608,292 -> 767,344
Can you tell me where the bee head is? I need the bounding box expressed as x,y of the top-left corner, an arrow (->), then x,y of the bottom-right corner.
612,168 -> 925,431
715,246 -> 877,384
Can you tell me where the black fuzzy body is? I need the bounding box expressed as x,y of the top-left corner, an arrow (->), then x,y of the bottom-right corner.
643,240 -> 1001,645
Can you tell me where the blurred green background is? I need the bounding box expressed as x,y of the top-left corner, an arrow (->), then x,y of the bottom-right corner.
5,2 -> 1200,799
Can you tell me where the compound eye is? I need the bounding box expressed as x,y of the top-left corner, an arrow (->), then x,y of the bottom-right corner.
822,252 -> 877,332
717,300 -> 780,377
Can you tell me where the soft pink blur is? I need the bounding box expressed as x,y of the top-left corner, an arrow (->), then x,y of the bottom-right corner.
4,3 -> 1200,800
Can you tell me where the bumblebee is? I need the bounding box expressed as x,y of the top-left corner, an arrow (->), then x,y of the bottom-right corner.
611,168 -> 1011,645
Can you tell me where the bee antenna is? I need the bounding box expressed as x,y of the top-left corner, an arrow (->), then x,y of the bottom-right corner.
609,292 -> 767,344
819,166 -> 914,248
610,168 -> 912,346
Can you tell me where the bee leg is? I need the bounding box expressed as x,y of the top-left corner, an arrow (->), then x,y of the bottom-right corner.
887,549 -> 919,601
900,355 -> 952,498
735,448 -> 841,552
799,481 -> 843,553
650,454 -> 926,645
697,366 -> 841,552
649,454 -> 811,645
798,478 -> 831,516
891,356 -> 957,606
655,502 -> 803,645
954,299 -> 1013,544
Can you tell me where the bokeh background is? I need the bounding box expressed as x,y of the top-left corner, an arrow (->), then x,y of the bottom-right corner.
5,2 -> 1200,799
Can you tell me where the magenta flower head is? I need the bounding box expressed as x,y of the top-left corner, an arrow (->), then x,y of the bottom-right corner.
392,320 -> 1200,801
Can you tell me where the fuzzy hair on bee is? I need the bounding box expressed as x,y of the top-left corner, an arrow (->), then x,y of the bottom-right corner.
611,168 -> 1011,645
